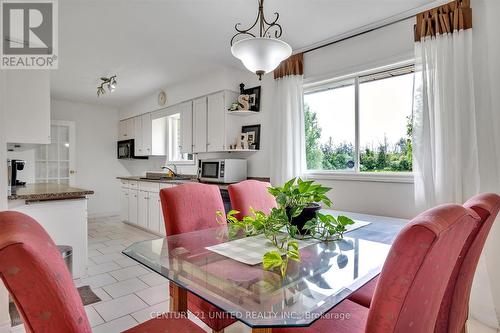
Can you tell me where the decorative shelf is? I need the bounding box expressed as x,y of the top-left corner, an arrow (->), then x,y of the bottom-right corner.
226,110 -> 260,116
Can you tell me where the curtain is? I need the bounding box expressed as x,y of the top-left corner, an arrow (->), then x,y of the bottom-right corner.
271,75 -> 306,186
270,53 -> 306,186
413,0 -> 500,328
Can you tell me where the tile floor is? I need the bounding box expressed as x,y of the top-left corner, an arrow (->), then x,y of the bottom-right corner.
78,215 -> 250,333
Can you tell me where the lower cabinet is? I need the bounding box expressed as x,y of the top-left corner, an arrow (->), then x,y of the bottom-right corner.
120,188 -> 129,222
148,192 -> 160,233
138,190 -> 149,229
128,189 -> 138,225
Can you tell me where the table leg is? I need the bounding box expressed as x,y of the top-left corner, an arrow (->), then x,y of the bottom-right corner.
252,329 -> 272,333
170,282 -> 187,315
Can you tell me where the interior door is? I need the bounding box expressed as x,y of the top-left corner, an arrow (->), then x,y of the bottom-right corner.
207,92 -> 226,152
193,97 -> 207,153
35,120 -> 76,186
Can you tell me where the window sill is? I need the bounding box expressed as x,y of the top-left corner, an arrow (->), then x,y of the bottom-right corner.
304,171 -> 414,184
165,160 -> 195,166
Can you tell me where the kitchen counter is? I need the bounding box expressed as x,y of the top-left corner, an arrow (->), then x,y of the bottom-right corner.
116,176 -> 230,190
8,183 -> 94,202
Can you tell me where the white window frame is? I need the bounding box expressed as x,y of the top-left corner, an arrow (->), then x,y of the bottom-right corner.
303,61 -> 415,184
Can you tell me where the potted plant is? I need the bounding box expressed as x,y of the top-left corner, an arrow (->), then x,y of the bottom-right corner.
268,178 -> 333,234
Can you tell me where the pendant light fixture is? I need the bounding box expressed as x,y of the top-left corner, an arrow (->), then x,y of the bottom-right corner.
97,75 -> 117,97
230,0 -> 292,80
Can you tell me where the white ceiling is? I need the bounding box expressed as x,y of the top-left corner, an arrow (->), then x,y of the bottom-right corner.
52,0 -> 438,107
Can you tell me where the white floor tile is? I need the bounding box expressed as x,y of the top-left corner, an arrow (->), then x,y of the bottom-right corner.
94,294 -> 148,322
135,283 -> 169,306
87,249 -> 102,257
84,305 -> 104,327
91,315 -> 138,333
109,265 -> 150,281
88,242 -> 107,250
79,273 -> 117,289
102,278 -> 149,298
114,256 -> 139,268
138,272 -> 169,287
91,253 -> 125,264
130,300 -> 169,324
87,262 -> 121,276
97,245 -> 126,255
91,287 -> 112,303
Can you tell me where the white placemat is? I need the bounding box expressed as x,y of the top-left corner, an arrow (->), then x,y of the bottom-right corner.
206,220 -> 371,265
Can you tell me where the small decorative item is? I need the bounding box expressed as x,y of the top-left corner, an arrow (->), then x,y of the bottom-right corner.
242,124 -> 261,150
158,90 -> 167,106
237,94 -> 250,110
236,133 -> 249,150
239,83 -> 261,111
228,102 -> 240,111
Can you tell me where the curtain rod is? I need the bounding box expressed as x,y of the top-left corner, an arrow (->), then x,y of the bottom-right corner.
296,0 -> 449,55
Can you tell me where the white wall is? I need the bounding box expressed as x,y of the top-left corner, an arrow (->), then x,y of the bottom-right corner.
51,99 -> 130,217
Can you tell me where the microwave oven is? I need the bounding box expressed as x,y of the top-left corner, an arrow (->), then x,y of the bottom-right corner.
117,139 -> 147,159
198,159 -> 247,184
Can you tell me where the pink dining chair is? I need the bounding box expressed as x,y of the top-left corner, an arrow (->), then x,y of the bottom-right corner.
0,211 -> 204,333
228,179 -> 277,220
160,182 -> 236,333
274,202 -> 481,333
348,193 -> 500,333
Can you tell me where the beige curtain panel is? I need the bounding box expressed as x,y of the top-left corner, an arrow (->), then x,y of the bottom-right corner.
414,0 -> 472,42
273,53 -> 304,79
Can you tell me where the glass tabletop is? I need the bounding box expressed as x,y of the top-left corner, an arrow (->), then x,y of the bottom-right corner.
123,212 -> 406,328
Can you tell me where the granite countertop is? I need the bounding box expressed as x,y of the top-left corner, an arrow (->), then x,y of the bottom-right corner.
116,176 -> 230,190
8,183 -> 94,202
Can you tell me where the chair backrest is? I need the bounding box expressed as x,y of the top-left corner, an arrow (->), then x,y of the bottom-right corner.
227,180 -> 277,220
0,211 -> 91,333
366,204 -> 480,333
160,182 -> 225,236
435,193 -> 500,333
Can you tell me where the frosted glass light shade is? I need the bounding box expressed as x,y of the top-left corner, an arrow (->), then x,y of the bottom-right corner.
231,37 -> 292,78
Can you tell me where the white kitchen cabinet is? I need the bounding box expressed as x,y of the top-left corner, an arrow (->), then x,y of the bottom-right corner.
148,192 -> 161,233
134,116 -> 144,156
179,101 -> 193,154
5,70 -> 51,144
119,118 -> 136,140
151,114 -> 167,156
128,189 -> 139,225
159,203 -> 166,236
120,188 -> 129,222
193,97 -> 208,153
141,113 -> 152,155
138,190 -> 149,229
207,92 -> 227,152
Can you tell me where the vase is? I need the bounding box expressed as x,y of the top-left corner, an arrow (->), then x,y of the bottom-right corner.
287,203 -> 321,235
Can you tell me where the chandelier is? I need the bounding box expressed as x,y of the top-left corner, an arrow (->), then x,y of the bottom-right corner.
97,75 -> 117,97
230,0 -> 292,80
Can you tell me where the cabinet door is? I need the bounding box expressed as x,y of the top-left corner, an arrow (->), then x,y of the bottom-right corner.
126,118 -> 135,139
207,92 -> 226,152
141,113 -> 152,156
128,189 -> 138,225
119,120 -> 128,140
120,188 -> 129,221
179,101 -> 193,154
159,203 -> 166,236
138,191 -> 149,229
193,97 -> 207,153
148,192 -> 160,233
134,116 -> 145,156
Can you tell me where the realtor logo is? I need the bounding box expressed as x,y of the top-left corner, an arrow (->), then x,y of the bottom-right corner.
1,0 -> 58,69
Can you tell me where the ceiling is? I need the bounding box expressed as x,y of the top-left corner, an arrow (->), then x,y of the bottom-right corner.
52,0 -> 438,107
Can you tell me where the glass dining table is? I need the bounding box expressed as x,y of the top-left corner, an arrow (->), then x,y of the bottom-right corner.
123,211 -> 407,332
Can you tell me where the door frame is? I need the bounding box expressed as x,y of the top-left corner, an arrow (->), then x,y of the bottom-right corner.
51,120 -> 76,186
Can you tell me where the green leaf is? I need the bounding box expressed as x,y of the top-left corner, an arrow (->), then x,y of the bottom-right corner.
337,215 -> 355,226
262,251 -> 283,270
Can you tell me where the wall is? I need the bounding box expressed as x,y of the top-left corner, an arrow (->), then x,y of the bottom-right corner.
302,18 -> 418,219
51,99 -> 130,217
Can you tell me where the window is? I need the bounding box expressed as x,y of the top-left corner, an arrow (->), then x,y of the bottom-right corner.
304,65 -> 414,175
166,113 -> 193,163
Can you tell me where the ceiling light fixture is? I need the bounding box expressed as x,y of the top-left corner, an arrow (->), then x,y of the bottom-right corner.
230,0 -> 292,80
97,75 -> 117,97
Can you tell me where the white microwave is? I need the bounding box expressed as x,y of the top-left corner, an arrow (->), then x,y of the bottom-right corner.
198,159 -> 247,184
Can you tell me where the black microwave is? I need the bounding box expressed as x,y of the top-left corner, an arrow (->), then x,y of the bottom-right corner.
117,139 -> 147,159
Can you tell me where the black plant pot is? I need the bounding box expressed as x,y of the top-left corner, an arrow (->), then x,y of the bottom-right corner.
287,203 -> 321,235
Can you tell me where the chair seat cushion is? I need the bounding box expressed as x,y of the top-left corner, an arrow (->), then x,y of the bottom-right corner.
122,315 -> 205,333
273,299 -> 369,333
348,276 -> 378,308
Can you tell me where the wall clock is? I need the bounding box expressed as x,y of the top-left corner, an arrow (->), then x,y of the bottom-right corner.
158,90 -> 167,106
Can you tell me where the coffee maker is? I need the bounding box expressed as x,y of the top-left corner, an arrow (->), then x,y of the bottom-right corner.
7,159 -> 26,186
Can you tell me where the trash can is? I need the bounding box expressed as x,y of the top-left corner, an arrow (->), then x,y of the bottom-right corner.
57,245 -> 73,277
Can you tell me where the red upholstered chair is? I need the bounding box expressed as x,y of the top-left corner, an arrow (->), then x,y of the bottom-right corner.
275,203 -> 480,333
348,193 -> 500,333
0,211 -> 204,333
228,179 -> 277,220
160,182 -> 236,332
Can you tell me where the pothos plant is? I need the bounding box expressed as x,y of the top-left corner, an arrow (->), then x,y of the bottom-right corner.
216,178 -> 354,277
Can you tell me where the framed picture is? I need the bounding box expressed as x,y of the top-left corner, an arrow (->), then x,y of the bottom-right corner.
242,124 -> 261,150
240,85 -> 261,112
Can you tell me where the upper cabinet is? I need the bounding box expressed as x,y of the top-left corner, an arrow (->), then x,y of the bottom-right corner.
193,97 -> 208,153
179,101 -> 193,154
5,71 -> 51,144
207,92 -> 226,152
118,118 -> 135,140
134,113 -> 152,156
